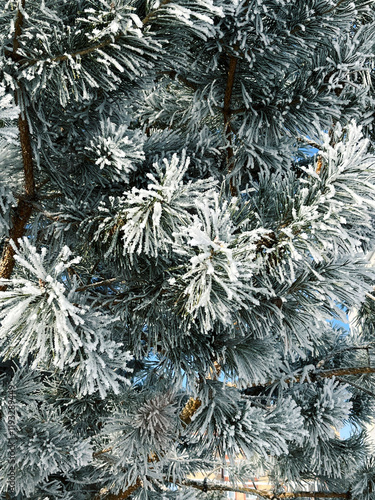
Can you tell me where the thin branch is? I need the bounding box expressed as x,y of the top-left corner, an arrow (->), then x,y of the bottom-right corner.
296,137 -> 323,150
93,448 -> 113,459
76,277 -> 122,292
28,201 -> 61,222
94,475 -> 349,499
244,365 -> 375,395
180,478 -> 349,498
37,192 -> 64,200
336,377 -> 375,398
318,366 -> 375,379
286,366 -> 375,385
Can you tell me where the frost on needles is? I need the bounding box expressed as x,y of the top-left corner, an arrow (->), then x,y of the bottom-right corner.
1,0 -> 375,499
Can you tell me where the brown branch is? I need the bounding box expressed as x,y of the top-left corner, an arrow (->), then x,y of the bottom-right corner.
223,53 -> 239,197
93,448 -> 113,459
0,0 -> 36,289
318,366 -> 375,379
12,0 -> 25,56
98,477 -> 349,499
286,365 -> 375,385
180,478 -> 349,499
245,366 -> 375,397
0,201 -> 33,285
18,113 -> 35,197
100,479 -> 142,500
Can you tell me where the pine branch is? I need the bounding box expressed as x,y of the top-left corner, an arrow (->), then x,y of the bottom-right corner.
142,0 -> 173,25
159,70 -> 198,90
290,0 -> 348,36
317,345 -> 375,367
13,0 -> 172,68
322,0 -> 347,15
94,396 -> 203,461
0,0 -> 36,288
14,36 -> 122,67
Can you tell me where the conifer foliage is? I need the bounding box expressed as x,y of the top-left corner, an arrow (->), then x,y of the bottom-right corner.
1,0 -> 375,499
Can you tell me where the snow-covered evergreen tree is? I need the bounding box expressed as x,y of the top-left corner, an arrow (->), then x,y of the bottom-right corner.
1,0 -> 375,499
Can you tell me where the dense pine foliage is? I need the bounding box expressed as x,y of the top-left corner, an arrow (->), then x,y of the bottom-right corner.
1,0 -> 375,499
